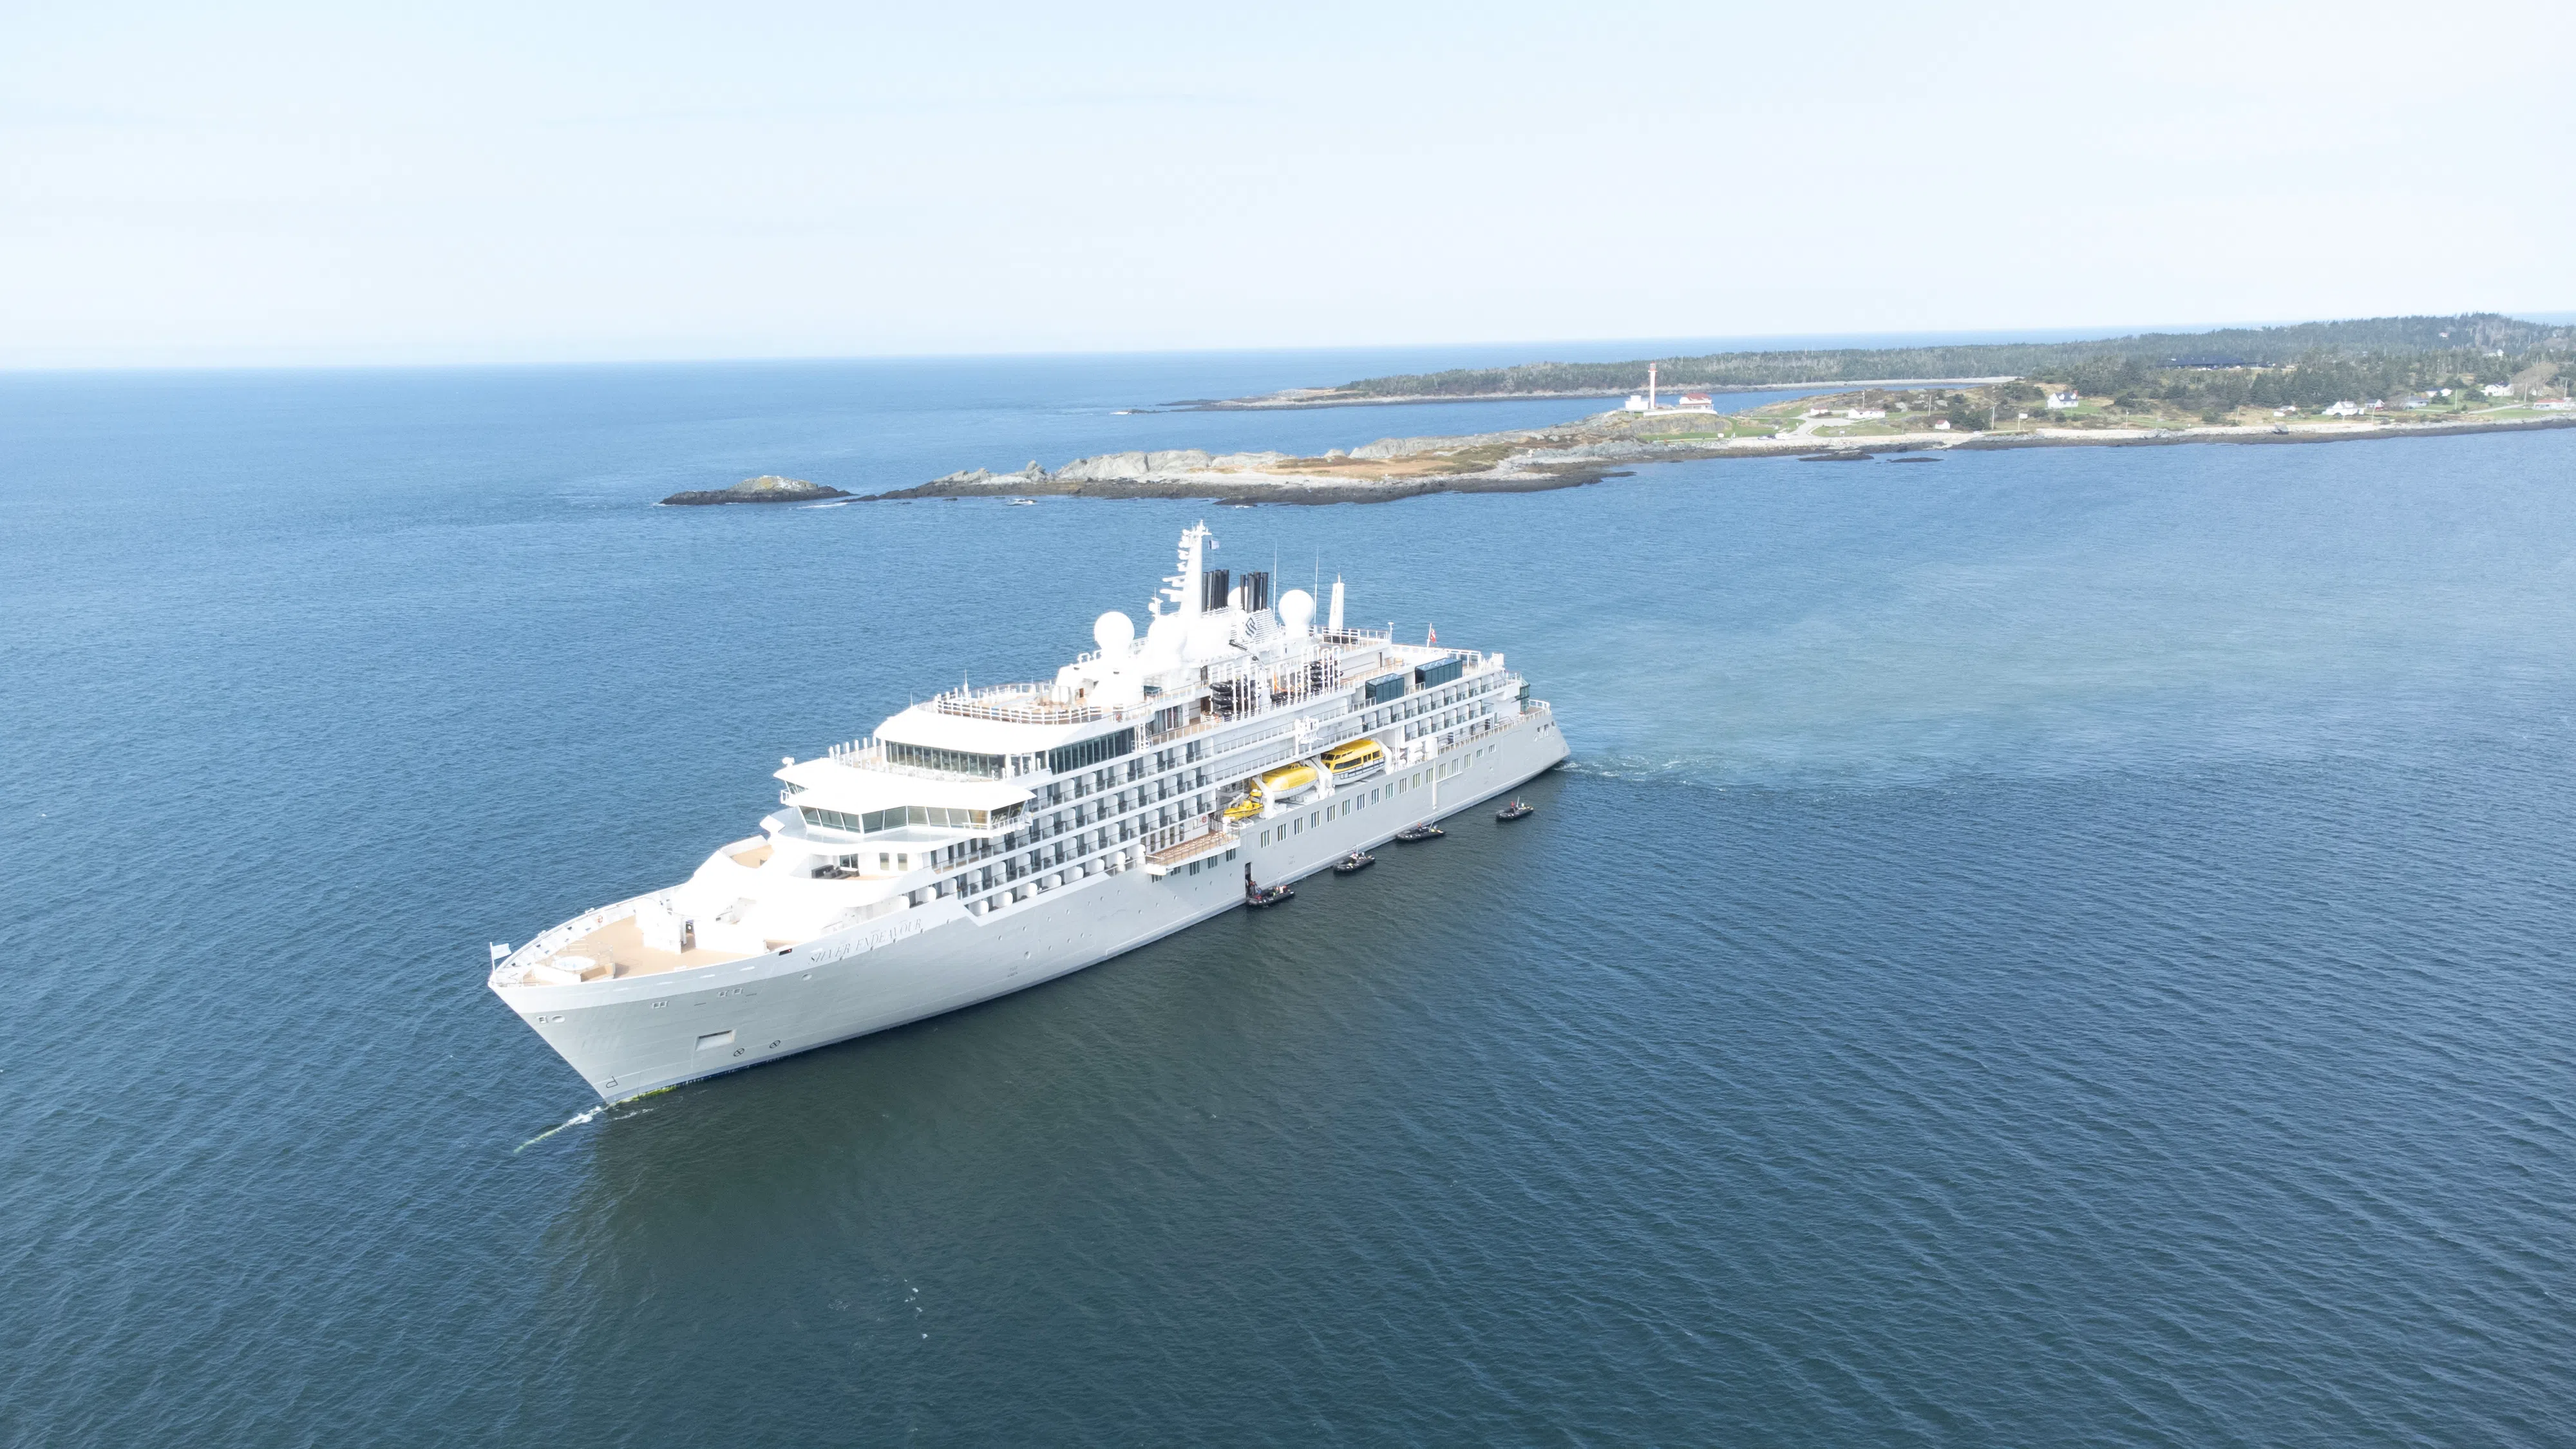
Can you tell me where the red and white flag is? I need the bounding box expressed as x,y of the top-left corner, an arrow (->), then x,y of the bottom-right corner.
1426,624 -> 1437,645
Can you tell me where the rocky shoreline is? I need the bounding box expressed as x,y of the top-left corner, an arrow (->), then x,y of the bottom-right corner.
850,406 -> 2576,508
661,474 -> 851,506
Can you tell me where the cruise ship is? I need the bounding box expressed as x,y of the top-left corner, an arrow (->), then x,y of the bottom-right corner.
488,524 -> 1569,1100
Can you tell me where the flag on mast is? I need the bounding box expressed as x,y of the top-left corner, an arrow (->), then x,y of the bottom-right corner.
1426,624 -> 1437,645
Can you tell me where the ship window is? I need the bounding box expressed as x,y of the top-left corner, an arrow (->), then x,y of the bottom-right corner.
1260,831 -> 1269,846
886,742 -> 1004,777
1047,728 -> 1135,776
804,804 -> 999,835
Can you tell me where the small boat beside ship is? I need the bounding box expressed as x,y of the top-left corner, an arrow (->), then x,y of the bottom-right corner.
1393,822 -> 1444,842
1496,799 -> 1533,821
1243,865 -> 1294,907
1333,851 -> 1374,875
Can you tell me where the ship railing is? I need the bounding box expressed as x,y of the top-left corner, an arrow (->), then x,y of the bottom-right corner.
930,688 -> 1217,732
1155,711 -> 1223,745
493,895 -> 649,984
1431,717 -> 1508,754
1141,815 -> 1237,875
934,694 -> 1108,725
1207,712 -> 1372,784
827,744 -> 1018,784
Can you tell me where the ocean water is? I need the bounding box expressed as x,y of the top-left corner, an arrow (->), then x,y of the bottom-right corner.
5,355 -> 2575,1445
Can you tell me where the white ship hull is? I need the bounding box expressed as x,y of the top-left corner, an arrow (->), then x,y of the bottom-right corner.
495,707 -> 1566,1101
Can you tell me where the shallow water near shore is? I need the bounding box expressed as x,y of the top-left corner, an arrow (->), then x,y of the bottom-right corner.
6,355 -> 2576,1444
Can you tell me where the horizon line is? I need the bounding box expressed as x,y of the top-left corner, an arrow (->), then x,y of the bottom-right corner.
6,310 -> 2571,378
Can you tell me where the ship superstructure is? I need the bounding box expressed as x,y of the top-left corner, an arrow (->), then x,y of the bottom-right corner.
489,524 -> 1568,1099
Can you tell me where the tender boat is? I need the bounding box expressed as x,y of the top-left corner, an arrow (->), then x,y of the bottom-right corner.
1243,864 -> 1294,907
1332,851 -> 1375,875
1393,823 -> 1444,842
1495,799 -> 1533,821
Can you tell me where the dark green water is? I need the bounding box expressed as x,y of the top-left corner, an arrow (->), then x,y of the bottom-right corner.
5,359 -> 2573,1444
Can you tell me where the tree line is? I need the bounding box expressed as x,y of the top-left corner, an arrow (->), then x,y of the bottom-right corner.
2043,348 -> 2555,410
1331,314 -> 2574,399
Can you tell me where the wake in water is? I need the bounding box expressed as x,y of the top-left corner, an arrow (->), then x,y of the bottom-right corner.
515,1105 -> 604,1153
513,1102 -> 659,1153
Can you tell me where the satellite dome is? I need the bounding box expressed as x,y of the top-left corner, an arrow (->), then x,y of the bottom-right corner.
1092,610 -> 1135,654
1278,588 -> 1315,634
1144,611 -> 1188,655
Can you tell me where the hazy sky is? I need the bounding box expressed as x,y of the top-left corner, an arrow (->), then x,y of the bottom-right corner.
6,1 -> 2566,367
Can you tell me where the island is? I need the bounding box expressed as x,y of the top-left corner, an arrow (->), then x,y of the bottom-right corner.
661,475 -> 851,506
860,314 -> 2573,506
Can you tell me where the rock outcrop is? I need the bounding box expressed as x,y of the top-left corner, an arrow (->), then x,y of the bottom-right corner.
1347,431 -> 1538,461
661,475 -> 851,506
1053,450 -> 1217,482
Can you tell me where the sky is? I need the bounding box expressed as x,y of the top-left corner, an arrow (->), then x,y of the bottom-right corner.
4,0 -> 2568,368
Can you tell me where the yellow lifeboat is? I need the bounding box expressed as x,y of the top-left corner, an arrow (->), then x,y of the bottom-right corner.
1224,761 -> 1321,822
1260,762 -> 1318,795
1321,738 -> 1385,776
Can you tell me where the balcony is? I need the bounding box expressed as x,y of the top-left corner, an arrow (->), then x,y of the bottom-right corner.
1143,817 -> 1238,876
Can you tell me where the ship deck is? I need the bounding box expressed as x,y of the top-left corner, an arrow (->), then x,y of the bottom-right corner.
554,913 -> 755,980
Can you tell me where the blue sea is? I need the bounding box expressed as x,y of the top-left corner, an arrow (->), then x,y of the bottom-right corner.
6,352 -> 2575,1445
